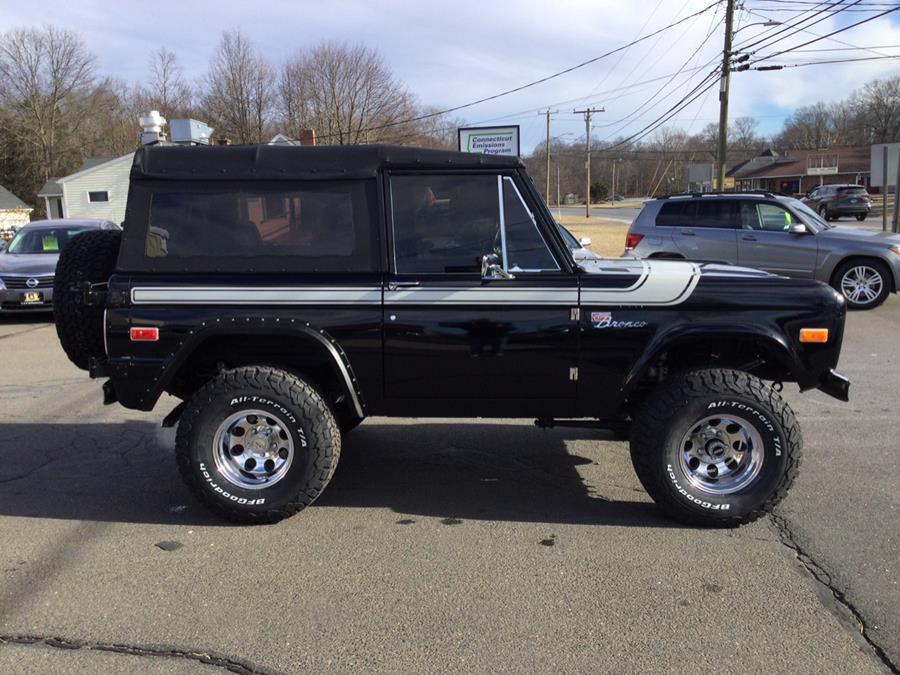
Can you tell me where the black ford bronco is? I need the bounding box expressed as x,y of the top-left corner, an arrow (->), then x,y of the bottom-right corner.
54,144 -> 850,526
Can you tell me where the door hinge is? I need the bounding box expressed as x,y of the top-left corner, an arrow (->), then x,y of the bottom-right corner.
569,367 -> 579,381
570,307 -> 580,321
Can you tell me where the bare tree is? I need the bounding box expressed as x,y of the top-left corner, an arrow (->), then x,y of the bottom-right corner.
0,26 -> 104,182
278,42 -> 421,145
730,116 -> 763,155
852,76 -> 900,144
134,47 -> 192,118
201,31 -> 274,144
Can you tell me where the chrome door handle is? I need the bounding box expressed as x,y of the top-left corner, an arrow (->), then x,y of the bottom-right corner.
387,281 -> 420,291
680,229 -> 695,236
742,234 -> 757,241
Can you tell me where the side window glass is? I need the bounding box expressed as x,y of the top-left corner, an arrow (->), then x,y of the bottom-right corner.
391,175 -> 498,274
739,202 -> 761,230
755,204 -> 794,232
656,201 -> 696,227
695,201 -> 736,229
502,177 -> 558,272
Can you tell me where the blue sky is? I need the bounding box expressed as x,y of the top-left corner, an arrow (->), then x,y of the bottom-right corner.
2,0 -> 898,153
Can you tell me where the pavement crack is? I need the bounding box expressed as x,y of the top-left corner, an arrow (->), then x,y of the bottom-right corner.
0,634 -> 278,674
770,513 -> 898,674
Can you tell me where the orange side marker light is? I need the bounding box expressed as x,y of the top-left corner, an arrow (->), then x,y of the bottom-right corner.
799,328 -> 828,343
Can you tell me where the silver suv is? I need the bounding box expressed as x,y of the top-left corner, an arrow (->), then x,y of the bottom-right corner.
625,192 -> 900,310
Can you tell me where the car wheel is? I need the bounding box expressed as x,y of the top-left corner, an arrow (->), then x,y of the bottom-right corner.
856,214 -> 867,222
630,368 -> 801,527
176,366 -> 340,523
818,204 -> 831,221
833,259 -> 891,310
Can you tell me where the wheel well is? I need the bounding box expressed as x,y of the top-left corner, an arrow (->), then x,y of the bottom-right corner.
624,335 -> 793,412
166,334 -> 360,423
830,256 -> 895,292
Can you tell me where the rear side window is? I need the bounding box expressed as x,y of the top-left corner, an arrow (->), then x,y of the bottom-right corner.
121,180 -> 378,272
695,201 -> 737,229
655,201 -> 696,227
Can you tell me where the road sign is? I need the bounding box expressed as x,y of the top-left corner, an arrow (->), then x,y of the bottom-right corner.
458,126 -> 520,157
871,143 -> 899,187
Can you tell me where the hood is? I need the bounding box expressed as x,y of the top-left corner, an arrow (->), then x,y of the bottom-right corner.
817,226 -> 900,244
0,253 -> 59,276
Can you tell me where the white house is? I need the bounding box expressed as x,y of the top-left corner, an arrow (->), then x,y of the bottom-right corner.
0,185 -> 32,236
37,154 -> 133,225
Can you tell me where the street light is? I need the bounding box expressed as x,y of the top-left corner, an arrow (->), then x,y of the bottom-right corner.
733,20 -> 781,34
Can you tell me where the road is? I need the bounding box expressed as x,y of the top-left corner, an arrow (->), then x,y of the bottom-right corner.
557,204 -> 893,231
0,301 -> 897,673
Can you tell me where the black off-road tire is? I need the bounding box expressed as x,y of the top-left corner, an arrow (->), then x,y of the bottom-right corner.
630,368 -> 802,527
53,229 -> 121,370
831,258 -> 891,310
176,366 -> 340,524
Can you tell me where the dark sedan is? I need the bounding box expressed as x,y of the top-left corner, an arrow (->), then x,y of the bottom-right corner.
0,219 -> 119,314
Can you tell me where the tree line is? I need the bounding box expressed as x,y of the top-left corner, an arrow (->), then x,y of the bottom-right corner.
0,26 -> 459,214
525,76 -> 900,202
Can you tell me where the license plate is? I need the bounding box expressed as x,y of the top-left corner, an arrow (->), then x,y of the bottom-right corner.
850,198 -> 858,203
22,292 -> 43,304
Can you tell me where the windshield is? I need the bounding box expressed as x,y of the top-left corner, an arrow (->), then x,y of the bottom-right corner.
6,226 -> 92,254
789,200 -> 829,232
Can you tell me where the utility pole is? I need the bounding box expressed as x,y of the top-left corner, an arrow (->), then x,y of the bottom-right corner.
540,109 -> 558,204
716,0 -> 736,192
574,107 -> 604,217
611,159 -> 616,202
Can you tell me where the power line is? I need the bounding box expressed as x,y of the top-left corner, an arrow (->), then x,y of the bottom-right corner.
749,4 -> 900,62
742,53 -> 900,68
742,5 -> 898,57
737,0 -> 862,54
310,0 -> 724,143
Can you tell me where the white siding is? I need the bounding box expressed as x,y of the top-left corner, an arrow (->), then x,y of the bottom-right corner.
60,155 -> 132,225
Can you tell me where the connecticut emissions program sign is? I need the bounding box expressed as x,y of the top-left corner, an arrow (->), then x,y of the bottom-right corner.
458,126 -> 520,157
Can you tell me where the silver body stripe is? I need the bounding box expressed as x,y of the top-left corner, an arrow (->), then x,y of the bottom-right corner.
581,260 -> 701,306
129,261 -> 701,307
385,287 -> 578,305
131,287 -> 382,305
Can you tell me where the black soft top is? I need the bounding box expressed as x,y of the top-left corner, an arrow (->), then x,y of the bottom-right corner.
130,143 -> 524,181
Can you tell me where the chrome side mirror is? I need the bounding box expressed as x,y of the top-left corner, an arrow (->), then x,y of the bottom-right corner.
481,253 -> 515,280
789,224 -> 808,234
579,237 -> 592,248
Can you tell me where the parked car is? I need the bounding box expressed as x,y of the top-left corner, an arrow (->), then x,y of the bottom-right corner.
802,184 -> 871,221
625,192 -> 900,310
0,219 -> 119,314
557,223 -> 599,261
54,144 -> 849,527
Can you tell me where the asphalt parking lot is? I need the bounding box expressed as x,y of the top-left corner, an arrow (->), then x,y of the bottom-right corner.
0,297 -> 897,673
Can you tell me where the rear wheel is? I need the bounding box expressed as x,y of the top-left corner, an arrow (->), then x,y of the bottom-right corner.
833,259 -> 890,310
630,369 -> 802,527
855,213 -> 867,222
176,366 -> 340,523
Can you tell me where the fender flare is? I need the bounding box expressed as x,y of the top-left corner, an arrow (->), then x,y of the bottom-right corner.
620,322 -> 801,400
143,319 -> 365,418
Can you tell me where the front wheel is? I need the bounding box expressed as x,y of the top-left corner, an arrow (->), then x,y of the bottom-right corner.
818,204 -> 830,221
176,366 -> 340,523
630,369 -> 802,527
856,213 -> 867,222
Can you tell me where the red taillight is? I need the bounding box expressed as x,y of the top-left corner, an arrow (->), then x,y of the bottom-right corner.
130,327 -> 159,342
625,233 -> 644,250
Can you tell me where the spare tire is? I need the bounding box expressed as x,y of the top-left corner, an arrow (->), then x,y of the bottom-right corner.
53,229 -> 122,370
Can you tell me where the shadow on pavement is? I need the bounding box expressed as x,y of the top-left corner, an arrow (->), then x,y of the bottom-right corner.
0,420 -> 676,528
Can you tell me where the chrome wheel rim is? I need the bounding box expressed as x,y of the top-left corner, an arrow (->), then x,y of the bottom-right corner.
840,266 -> 882,305
213,409 -> 294,490
678,414 -> 765,495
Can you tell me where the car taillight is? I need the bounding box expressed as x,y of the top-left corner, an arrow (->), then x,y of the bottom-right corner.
625,233 -> 644,250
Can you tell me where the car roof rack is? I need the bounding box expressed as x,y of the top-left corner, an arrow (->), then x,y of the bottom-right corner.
657,190 -> 776,200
